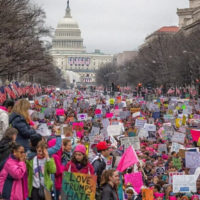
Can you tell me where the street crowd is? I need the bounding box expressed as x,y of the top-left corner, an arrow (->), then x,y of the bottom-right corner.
0,87 -> 200,200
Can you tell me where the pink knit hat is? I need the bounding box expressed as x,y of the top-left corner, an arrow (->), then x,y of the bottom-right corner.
74,144 -> 86,155
169,196 -> 177,200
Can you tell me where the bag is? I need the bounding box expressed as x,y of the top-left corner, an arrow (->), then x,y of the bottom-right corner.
37,159 -> 52,200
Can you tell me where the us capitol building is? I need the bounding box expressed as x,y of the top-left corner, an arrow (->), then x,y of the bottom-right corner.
50,0 -> 113,84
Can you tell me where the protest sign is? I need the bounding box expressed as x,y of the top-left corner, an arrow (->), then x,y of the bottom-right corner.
156,167 -> 165,176
138,128 -> 149,138
135,119 -> 147,128
173,175 -> 196,193
61,172 -> 97,200
142,188 -> 154,200
172,132 -> 185,144
119,111 -> 127,120
107,125 -> 122,137
117,146 -> 139,172
90,127 -> 100,136
191,129 -> 200,142
169,172 -> 185,184
144,124 -> 156,132
158,144 -> 167,154
164,114 -> 174,121
89,98 -> 96,106
185,152 -> 200,169
124,172 -> 143,194
120,136 -> 140,150
36,123 -> 51,137
109,98 -> 115,105
102,118 -> 110,128
178,149 -> 186,159
130,108 -> 141,113
132,112 -> 141,118
171,142 -> 184,153
106,156 -> 113,170
77,113 -> 88,121
106,113 -> 113,119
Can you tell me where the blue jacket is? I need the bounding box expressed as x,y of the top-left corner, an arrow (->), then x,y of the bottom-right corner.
9,112 -> 36,151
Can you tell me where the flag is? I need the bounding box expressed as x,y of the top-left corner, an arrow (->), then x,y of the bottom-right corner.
0,87 -> 6,104
117,146 -> 139,172
4,85 -> 16,99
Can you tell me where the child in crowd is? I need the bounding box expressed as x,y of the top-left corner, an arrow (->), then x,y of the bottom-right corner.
62,138 -> 72,166
0,144 -> 27,200
27,141 -> 56,200
64,144 -> 94,174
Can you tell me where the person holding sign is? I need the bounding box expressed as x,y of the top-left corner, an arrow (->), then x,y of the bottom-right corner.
100,169 -> 120,200
64,144 -> 94,175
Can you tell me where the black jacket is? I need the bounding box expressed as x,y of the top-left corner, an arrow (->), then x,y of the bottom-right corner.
101,184 -> 118,200
9,112 -> 36,151
92,155 -> 106,187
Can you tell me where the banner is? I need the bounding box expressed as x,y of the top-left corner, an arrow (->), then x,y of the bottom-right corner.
171,142 -> 184,153
62,172 -> 97,200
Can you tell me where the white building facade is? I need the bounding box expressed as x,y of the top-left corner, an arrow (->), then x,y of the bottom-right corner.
50,0 -> 113,85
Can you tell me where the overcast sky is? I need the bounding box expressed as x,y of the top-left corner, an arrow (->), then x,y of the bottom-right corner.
33,0 -> 189,54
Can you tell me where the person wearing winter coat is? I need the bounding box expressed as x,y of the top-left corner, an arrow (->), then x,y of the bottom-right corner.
26,141 -> 56,199
100,169 -> 120,200
0,99 -> 14,140
65,144 -> 94,175
0,127 -> 18,164
48,138 -> 63,200
9,99 -> 37,151
92,141 -> 110,187
0,144 -> 27,200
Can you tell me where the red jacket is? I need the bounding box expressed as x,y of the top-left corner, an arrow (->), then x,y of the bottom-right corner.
65,161 -> 95,175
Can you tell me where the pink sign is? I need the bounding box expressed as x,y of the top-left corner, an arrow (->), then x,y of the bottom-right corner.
124,172 -> 143,194
117,146 -> 138,172
106,113 -> 113,118
95,109 -> 101,115
191,129 -> 200,142
56,109 -> 65,116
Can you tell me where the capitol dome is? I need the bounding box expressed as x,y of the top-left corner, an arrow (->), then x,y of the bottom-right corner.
52,0 -> 86,54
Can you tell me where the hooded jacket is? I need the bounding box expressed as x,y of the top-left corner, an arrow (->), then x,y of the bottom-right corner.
0,155 -> 27,200
0,106 -> 9,140
9,112 -> 36,151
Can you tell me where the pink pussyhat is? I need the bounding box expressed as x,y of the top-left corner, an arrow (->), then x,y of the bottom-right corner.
169,196 -> 177,200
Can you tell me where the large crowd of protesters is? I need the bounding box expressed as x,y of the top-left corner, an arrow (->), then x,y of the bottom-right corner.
0,86 -> 200,200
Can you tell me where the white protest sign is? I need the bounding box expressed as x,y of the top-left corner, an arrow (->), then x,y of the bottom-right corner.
138,128 -> 149,138
90,127 -> 100,136
77,113 -> 88,121
107,125 -> 122,136
158,144 -> 168,154
102,118 -> 110,128
171,142 -> 184,153
135,119 -> 147,128
169,172 -> 185,184
36,123 -> 51,137
120,136 -> 140,150
132,112 -> 141,118
172,132 -> 185,144
185,152 -> 200,169
144,124 -> 156,132
173,175 -> 196,193
89,98 -> 96,106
